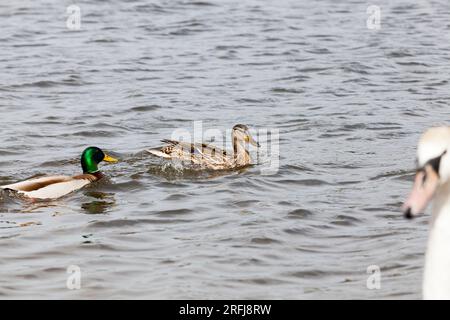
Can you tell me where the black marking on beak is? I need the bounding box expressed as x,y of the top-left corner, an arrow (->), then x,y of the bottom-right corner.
404,207 -> 413,219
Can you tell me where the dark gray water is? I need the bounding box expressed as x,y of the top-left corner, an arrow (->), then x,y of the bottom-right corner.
1,0 -> 450,299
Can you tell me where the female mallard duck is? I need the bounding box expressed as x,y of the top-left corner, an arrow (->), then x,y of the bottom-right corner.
0,147 -> 118,200
147,124 -> 260,170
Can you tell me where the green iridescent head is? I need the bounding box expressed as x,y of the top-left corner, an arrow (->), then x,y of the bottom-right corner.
81,147 -> 118,174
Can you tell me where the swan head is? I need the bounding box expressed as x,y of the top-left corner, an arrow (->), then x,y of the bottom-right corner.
232,124 -> 260,147
403,127 -> 450,219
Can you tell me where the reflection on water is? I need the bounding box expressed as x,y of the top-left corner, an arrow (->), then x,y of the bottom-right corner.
146,160 -> 250,181
82,191 -> 116,214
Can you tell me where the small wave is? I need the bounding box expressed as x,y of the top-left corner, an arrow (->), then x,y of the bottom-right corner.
250,237 -> 282,245
182,1 -> 218,6
156,208 -> 193,216
271,178 -> 330,186
271,87 -> 305,94
287,208 -> 313,219
129,105 -> 161,112
370,169 -> 414,181
331,214 -> 362,226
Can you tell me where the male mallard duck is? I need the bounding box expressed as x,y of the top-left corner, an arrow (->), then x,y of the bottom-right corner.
147,124 -> 260,170
0,147 -> 118,200
403,127 -> 450,299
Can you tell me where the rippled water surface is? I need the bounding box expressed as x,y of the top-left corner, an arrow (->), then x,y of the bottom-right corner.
1,0 -> 450,299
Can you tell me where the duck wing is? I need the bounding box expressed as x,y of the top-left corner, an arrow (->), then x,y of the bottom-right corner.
1,174 -> 97,200
1,176 -> 72,192
148,139 -> 231,166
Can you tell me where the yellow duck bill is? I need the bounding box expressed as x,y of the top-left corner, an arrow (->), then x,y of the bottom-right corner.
103,154 -> 119,163
246,134 -> 260,147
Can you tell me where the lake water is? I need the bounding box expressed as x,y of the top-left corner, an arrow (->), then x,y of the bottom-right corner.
1,0 -> 450,299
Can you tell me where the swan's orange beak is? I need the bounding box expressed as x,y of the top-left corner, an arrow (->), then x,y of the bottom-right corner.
403,165 -> 439,219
